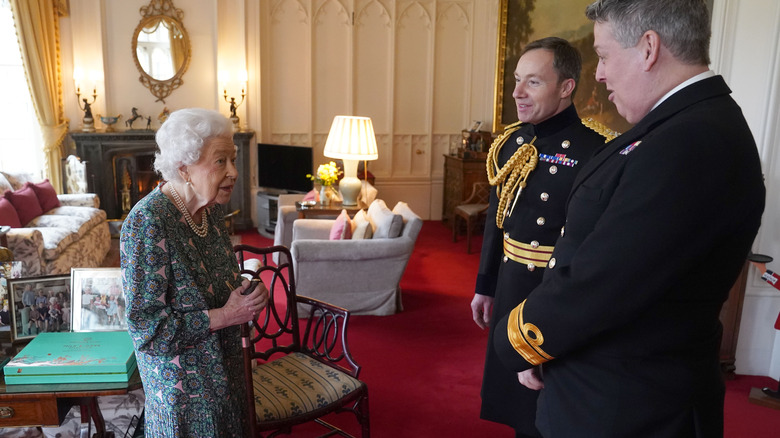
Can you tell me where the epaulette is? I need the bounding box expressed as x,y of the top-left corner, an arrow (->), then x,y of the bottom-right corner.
581,117 -> 621,142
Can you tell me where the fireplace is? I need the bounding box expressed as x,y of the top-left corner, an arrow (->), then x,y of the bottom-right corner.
69,130 -> 255,229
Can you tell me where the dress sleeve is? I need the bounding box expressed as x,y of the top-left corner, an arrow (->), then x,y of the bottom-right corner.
120,206 -> 213,356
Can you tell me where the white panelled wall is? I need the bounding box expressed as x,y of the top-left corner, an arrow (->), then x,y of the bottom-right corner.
58,0 -> 780,378
250,0 -> 499,219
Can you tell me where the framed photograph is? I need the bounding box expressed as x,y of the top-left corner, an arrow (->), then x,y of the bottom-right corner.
492,0 -> 631,134
469,120 -> 483,132
7,275 -> 72,342
71,268 -> 126,332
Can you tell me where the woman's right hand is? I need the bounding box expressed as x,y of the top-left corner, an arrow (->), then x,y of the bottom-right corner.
209,279 -> 270,331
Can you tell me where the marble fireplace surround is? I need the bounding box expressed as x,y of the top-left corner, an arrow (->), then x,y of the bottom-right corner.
68,130 -> 254,230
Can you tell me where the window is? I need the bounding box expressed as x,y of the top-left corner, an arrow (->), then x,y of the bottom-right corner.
0,0 -> 45,177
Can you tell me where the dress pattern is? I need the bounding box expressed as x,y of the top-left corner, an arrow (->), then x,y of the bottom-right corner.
120,186 -> 247,438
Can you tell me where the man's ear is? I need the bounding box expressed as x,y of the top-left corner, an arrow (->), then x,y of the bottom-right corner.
640,30 -> 661,71
559,78 -> 576,99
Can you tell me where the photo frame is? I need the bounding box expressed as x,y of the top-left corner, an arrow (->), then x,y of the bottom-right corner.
7,274 -> 72,342
71,267 -> 126,332
492,0 -> 631,134
469,120 -> 483,132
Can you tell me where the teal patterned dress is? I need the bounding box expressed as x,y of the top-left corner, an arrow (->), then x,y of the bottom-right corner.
120,185 -> 248,437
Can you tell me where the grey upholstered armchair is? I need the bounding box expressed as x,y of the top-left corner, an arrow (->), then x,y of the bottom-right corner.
290,201 -> 422,316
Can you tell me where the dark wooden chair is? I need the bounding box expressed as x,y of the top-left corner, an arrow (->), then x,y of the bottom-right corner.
234,244 -> 370,437
451,181 -> 491,253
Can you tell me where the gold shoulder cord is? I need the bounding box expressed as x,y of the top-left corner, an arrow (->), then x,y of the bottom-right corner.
486,122 -> 538,229
581,117 -> 620,142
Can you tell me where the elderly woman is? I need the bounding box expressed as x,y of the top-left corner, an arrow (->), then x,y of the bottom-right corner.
120,108 -> 268,437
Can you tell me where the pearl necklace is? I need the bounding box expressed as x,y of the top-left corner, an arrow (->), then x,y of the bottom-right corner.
168,184 -> 209,237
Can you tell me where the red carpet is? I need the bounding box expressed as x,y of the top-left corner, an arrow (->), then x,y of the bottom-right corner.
237,222 -> 780,437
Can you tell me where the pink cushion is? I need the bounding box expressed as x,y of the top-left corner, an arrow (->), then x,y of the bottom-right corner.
30,179 -> 61,212
0,197 -> 22,228
329,209 -> 353,240
302,189 -> 320,202
4,185 -> 43,226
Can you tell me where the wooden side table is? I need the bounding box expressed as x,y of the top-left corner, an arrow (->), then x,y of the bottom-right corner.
295,202 -> 365,219
0,369 -> 142,437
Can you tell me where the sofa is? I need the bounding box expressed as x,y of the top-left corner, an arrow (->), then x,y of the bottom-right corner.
0,171 -> 110,277
290,200 -> 422,316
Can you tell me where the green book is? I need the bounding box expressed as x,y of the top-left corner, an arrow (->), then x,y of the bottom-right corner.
4,331 -> 137,385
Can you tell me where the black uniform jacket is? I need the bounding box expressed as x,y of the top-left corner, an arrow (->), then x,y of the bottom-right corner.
476,105 -> 607,433
494,75 -> 766,437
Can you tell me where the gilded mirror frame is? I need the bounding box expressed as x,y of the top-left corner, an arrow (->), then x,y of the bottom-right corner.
131,0 -> 191,103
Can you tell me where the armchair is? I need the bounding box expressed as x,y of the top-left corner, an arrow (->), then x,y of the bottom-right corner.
233,244 -> 370,437
290,201 -> 422,316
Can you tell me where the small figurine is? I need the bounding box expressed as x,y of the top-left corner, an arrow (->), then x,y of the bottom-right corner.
158,107 -> 171,125
146,116 -> 152,131
125,107 -> 143,129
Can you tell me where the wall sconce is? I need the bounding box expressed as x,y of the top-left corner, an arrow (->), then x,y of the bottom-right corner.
74,68 -> 99,132
219,69 -> 247,132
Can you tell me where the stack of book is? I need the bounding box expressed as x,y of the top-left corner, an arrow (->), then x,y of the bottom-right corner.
3,331 -> 136,384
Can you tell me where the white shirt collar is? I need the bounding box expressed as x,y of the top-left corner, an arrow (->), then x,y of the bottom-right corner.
651,70 -> 716,110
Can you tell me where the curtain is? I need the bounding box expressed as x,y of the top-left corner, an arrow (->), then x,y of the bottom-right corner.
10,0 -> 67,193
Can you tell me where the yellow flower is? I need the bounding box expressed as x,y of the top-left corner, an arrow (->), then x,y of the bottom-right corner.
307,161 -> 342,186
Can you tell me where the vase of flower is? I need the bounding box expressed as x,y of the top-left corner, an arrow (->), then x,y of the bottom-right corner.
307,161 -> 343,205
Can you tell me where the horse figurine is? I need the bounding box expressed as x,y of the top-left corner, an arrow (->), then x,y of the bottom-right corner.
125,107 -> 144,129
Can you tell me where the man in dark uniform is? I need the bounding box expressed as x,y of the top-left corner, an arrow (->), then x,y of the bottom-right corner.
470,37 -> 613,438
494,1 -> 766,437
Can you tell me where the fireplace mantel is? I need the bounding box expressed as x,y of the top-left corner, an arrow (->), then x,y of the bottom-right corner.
69,130 -> 255,230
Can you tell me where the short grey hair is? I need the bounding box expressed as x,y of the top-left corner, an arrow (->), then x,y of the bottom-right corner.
154,108 -> 233,182
585,0 -> 711,65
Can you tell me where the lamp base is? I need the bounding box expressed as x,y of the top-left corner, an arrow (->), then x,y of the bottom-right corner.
339,176 -> 361,206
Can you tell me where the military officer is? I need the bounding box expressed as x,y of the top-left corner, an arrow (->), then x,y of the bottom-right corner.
470,37 -> 613,438
494,1 -> 765,437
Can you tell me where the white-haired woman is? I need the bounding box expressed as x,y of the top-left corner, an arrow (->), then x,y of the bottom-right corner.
120,108 -> 268,437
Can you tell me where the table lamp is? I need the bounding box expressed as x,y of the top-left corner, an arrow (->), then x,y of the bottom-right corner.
323,115 -> 379,206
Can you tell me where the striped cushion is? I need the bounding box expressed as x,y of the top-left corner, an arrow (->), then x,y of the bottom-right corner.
251,351 -> 363,422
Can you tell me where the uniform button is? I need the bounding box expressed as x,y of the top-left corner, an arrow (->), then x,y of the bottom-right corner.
530,240 -> 539,249
503,255 -> 509,263
504,232 -> 509,241
537,217 -> 546,226
549,165 -> 558,175
516,136 -> 525,145
560,226 -> 565,237
549,258 -> 556,268
540,192 -> 549,201
561,140 -> 570,149
527,263 -> 536,272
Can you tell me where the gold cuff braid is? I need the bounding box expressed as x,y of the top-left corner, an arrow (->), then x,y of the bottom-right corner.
506,301 -> 554,365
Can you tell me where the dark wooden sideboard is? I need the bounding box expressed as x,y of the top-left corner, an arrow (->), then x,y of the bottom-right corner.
442,154 -> 489,224
68,130 -> 255,230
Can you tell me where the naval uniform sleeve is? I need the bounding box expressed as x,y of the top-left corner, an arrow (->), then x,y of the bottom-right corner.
494,120 -> 765,370
474,184 -> 502,297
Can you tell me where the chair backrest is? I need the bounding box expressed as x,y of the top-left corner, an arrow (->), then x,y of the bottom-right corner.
466,181 -> 491,205
234,244 -> 361,378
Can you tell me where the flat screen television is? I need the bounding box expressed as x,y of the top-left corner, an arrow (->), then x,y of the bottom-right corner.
257,143 -> 313,193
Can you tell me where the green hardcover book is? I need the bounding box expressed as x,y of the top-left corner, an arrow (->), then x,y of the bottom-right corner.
4,331 -> 137,385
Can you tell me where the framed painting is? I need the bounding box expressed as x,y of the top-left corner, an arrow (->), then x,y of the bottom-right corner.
7,274 -> 72,342
492,0 -> 631,134
71,267 -> 126,332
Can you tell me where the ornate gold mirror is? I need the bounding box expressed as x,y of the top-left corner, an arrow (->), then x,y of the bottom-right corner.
132,0 -> 190,103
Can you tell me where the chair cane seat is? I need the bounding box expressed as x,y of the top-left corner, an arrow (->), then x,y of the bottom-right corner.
454,203 -> 488,217
252,352 -> 365,423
